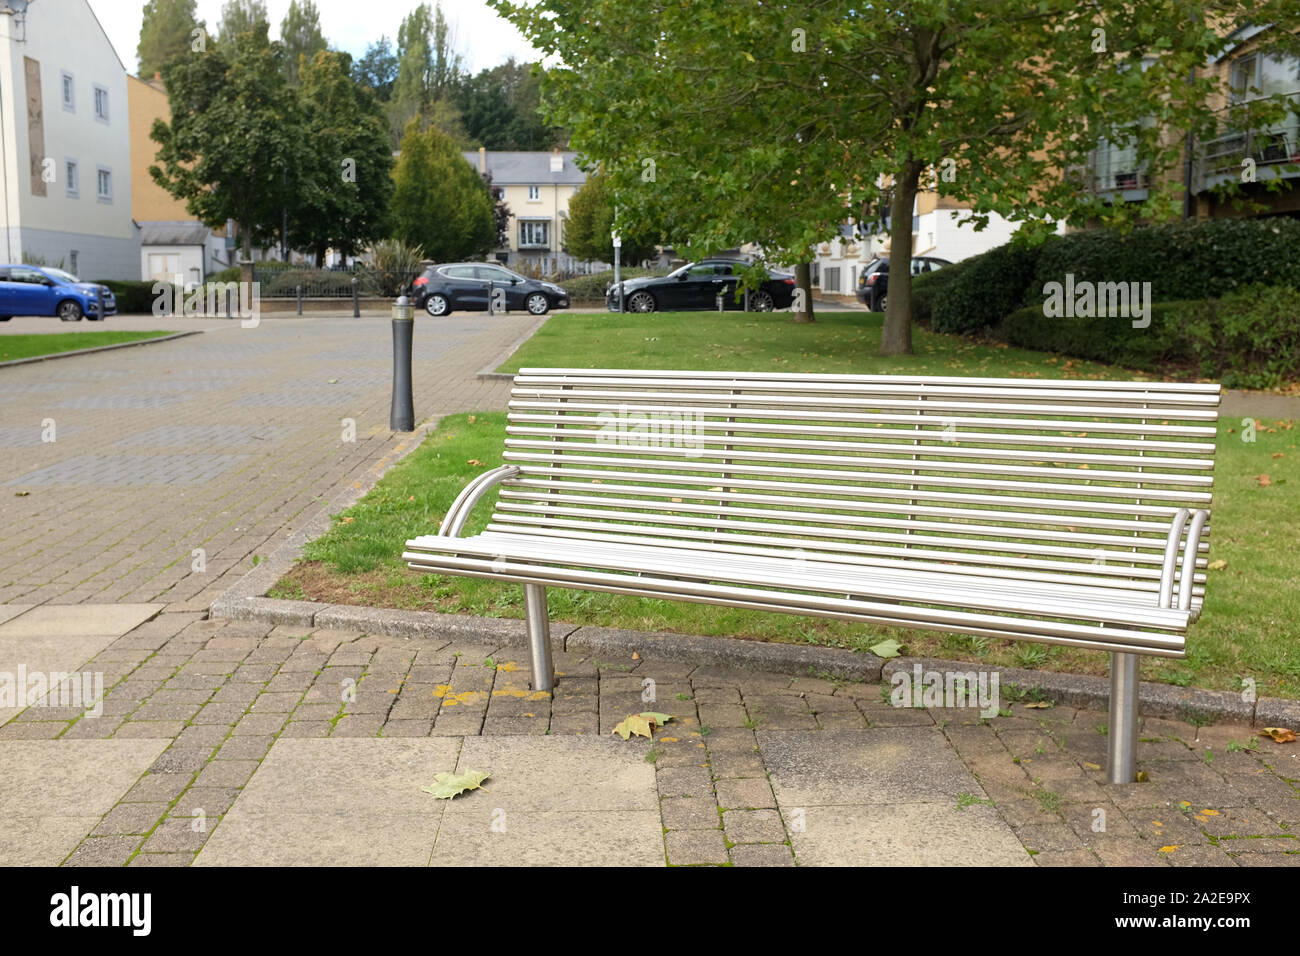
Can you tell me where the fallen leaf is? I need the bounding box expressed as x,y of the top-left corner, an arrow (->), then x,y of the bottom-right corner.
467,459 -> 486,467
1082,761 -> 1101,771
13,491 -> 29,497
328,378 -> 338,384
1207,559 -> 1227,571
468,415 -> 476,423
421,769 -> 490,799
342,516 -> 354,523
1256,474 -> 1272,486
1136,771 -> 1149,782
1023,701 -> 1051,709
612,712 -> 673,740
631,651 -> 640,660
869,638 -> 903,659
1262,726 -> 1297,743
1157,845 -> 1182,853
1273,453 -> 1284,459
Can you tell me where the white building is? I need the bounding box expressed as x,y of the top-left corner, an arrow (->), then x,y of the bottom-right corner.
0,0 -> 139,278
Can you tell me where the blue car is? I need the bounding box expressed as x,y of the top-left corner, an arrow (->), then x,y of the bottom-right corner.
0,264 -> 117,321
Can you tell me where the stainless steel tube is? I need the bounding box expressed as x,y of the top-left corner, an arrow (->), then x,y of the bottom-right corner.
1107,651 -> 1140,783
524,583 -> 554,691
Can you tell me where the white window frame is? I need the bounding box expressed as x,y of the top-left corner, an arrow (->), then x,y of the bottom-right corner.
518,219 -> 549,247
96,166 -> 112,203
65,159 -> 78,198
61,71 -> 75,112
527,185 -> 540,201
92,84 -> 109,123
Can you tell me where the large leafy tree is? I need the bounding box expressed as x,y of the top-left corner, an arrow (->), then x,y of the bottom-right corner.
390,120 -> 497,261
137,0 -> 204,77
290,51 -> 395,265
456,59 -> 560,150
565,170 -> 657,266
354,36 -> 400,101
389,2 -> 467,146
495,0 -> 1300,353
217,0 -> 268,45
280,0 -> 328,86
150,21 -> 305,258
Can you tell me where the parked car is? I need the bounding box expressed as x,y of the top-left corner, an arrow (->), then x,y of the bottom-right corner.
410,262 -> 569,317
605,259 -> 797,312
0,264 -> 117,321
855,256 -> 951,312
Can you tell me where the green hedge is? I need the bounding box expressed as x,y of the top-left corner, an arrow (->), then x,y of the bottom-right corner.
923,217 -> 1300,335
560,268 -> 669,300
96,280 -> 169,314
929,242 -> 1040,334
1001,284 -> 1300,388
912,258 -> 973,327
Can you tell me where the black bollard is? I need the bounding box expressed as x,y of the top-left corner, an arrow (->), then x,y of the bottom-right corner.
296,284 -> 303,316
352,276 -> 360,318
96,285 -> 105,322
390,295 -> 415,432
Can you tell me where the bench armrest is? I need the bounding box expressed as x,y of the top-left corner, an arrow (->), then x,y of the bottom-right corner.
1159,508 -> 1210,613
437,465 -> 520,538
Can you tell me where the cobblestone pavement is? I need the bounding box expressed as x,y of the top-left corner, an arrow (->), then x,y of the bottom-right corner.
0,313 -> 531,608
2,613 -> 1294,867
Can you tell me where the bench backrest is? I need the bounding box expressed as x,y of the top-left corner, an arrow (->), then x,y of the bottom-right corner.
496,369 -> 1219,611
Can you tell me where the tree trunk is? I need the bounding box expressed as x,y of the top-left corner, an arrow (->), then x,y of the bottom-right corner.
315,245 -> 326,268
241,225 -> 252,262
791,261 -> 815,323
879,159 -> 924,356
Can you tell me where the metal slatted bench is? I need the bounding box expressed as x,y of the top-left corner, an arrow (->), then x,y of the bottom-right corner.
404,368 -> 1220,783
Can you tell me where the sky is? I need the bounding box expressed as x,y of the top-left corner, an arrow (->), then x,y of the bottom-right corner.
90,0 -> 543,76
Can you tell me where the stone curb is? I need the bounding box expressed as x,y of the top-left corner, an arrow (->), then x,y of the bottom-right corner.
0,330 -> 201,368
474,313 -> 552,380
881,657 -> 1261,725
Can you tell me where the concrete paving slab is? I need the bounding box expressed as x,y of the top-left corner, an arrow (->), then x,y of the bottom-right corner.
760,728 -> 987,805
786,804 -> 1033,866
431,809 -> 664,866
0,632 -> 122,724
0,603 -> 163,638
196,809 -> 444,866
451,736 -> 658,812
0,605 -> 33,626
0,739 -> 171,865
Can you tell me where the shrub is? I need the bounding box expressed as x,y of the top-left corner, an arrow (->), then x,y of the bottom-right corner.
929,241 -> 1040,334
911,260 -> 970,327
1000,284 -> 1300,387
96,280 -> 168,314
1000,300 -> 1197,371
208,266 -> 241,284
1184,284 -> 1300,389
559,268 -> 669,301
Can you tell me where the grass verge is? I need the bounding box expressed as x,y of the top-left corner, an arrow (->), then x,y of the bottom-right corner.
0,330 -> 173,362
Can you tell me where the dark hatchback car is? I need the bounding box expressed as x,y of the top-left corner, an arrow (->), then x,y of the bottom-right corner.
606,259 -> 797,312
0,264 -> 117,321
855,256 -> 951,312
411,262 -> 569,317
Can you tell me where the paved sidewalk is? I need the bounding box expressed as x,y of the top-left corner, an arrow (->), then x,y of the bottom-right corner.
0,312 -> 530,609
0,607 -> 1294,867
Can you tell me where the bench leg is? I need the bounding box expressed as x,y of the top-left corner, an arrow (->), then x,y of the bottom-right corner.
1107,651 -> 1140,784
523,583 -> 555,692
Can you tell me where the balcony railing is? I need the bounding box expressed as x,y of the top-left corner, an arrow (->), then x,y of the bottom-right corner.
1071,142 -> 1151,197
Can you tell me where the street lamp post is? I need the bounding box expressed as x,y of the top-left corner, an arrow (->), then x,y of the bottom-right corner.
612,230 -> 623,313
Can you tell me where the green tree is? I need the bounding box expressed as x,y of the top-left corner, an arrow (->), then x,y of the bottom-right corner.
390,3 -> 467,147
354,36 -> 399,101
565,171 -> 656,266
290,51 -> 395,265
390,120 -> 496,261
495,0 -> 1300,352
280,0 -> 327,86
137,0 -> 204,77
456,59 -> 560,150
150,21 -> 305,258
217,0 -> 269,45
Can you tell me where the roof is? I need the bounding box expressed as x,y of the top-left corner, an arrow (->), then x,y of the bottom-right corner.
139,221 -> 210,246
461,150 -> 587,186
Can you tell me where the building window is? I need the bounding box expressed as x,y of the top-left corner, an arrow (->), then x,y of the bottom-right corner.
69,251 -> 78,274
96,167 -> 112,202
527,185 -> 540,201
93,84 -> 109,122
61,72 -> 75,112
519,220 -> 549,247
65,160 -> 78,197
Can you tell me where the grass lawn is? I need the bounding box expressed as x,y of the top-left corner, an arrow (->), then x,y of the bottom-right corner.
0,330 -> 172,362
272,311 -> 1300,699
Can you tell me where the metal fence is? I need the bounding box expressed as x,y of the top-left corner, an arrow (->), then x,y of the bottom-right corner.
250,264 -> 422,299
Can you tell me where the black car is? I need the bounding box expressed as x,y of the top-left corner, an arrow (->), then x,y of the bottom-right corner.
605,259 -> 796,312
411,263 -> 570,317
855,256 -> 951,312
